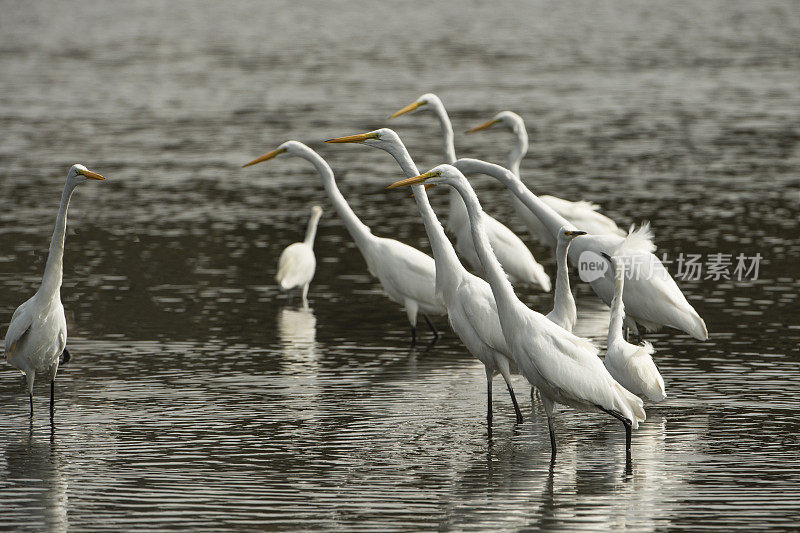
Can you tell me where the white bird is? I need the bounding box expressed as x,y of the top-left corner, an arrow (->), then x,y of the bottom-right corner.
546,227 -> 586,332
388,164 -> 646,461
276,205 -> 323,308
467,111 -> 626,248
389,94 -> 551,291
3,164 -> 106,418
330,128 -> 524,424
451,158 -> 708,341
602,245 -> 667,402
244,142 -> 446,345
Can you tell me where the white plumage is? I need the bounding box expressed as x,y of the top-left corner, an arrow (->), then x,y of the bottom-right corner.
276,205 -> 323,307
365,128 -> 524,424
389,94 -> 551,291
4,164 -> 105,418
545,227 -> 586,332
452,158 -> 708,341
391,164 -> 646,461
603,232 -> 667,402
467,110 -> 626,248
244,141 -> 446,344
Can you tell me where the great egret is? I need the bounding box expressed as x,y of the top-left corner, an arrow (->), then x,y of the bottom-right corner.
468,111 -> 626,248
390,94 -> 551,291
602,250 -> 667,402
547,227 -> 586,332
326,128 -> 524,425
276,205 -> 323,308
451,158 -> 708,341
243,142 -> 446,345
3,164 -> 106,418
388,164 -> 646,461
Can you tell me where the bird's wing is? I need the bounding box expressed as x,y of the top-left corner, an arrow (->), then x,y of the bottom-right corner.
625,341 -> 666,401
455,276 -> 508,354
4,297 -> 35,356
276,242 -> 316,290
372,238 -> 440,308
483,215 -> 551,290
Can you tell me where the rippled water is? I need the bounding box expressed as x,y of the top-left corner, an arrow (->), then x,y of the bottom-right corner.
1,0 -> 799,530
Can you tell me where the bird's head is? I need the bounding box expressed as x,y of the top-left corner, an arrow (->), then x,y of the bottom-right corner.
241,140 -> 309,167
67,164 -> 105,187
311,205 -> 323,216
388,93 -> 443,120
557,226 -> 587,243
386,163 -> 465,192
324,128 -> 402,154
467,110 -> 524,135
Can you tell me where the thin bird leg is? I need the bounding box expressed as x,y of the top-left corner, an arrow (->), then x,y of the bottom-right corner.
50,380 -> 55,419
506,382 -> 524,424
410,326 -> 416,347
547,414 -> 557,461
29,394 -> 33,419
597,406 -> 633,460
422,314 -> 439,338
486,373 -> 493,426
301,284 -> 309,308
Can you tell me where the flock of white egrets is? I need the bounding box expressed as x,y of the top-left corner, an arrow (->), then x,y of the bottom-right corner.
4,93 -> 706,463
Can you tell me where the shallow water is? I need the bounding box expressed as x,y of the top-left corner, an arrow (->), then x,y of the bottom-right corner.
1,0 -> 799,530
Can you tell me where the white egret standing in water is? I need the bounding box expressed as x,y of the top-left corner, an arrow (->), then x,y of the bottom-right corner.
326,128 -> 524,425
3,164 -> 106,418
276,205 -> 323,308
388,164 -> 646,461
450,158 -> 708,341
243,142 -> 446,345
467,111 -> 626,248
546,227 -> 586,332
602,248 -> 667,402
390,94 -> 551,291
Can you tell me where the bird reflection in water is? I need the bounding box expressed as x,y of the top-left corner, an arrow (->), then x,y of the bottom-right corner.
4,422 -> 68,531
278,306 -> 320,373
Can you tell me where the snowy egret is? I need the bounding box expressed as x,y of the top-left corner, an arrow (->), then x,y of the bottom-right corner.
390,95 -> 550,291
4,164 -> 105,418
389,164 -> 646,461
243,142 -> 446,345
276,205 -> 323,308
601,250 -> 667,402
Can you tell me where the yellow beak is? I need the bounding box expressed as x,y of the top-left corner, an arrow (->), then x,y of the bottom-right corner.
242,147 -> 287,168
565,230 -> 588,237
77,168 -> 105,180
389,101 -> 424,119
387,171 -> 438,189
466,118 -> 501,134
324,132 -> 378,144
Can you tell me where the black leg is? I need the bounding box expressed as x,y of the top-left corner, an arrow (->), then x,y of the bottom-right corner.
597,405 -> 633,461
547,415 -> 557,461
29,393 -> 33,419
60,348 -> 71,365
50,380 -> 55,419
410,326 -> 416,347
422,314 -> 439,338
487,380 -> 493,425
506,383 -> 524,424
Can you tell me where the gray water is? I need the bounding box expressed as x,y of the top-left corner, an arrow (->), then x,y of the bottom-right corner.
1,1 -> 799,530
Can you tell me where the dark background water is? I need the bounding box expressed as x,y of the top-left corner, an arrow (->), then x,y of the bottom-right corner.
1,0 -> 799,530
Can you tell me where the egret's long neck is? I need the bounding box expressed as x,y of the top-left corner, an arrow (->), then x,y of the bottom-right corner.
299,147 -> 373,248
551,239 -> 576,326
454,159 -> 573,240
40,182 -> 76,298
431,103 -> 457,164
508,123 -> 528,177
451,178 -> 522,325
608,264 -> 626,345
303,211 -> 323,247
429,102 -> 466,232
383,143 -> 463,287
